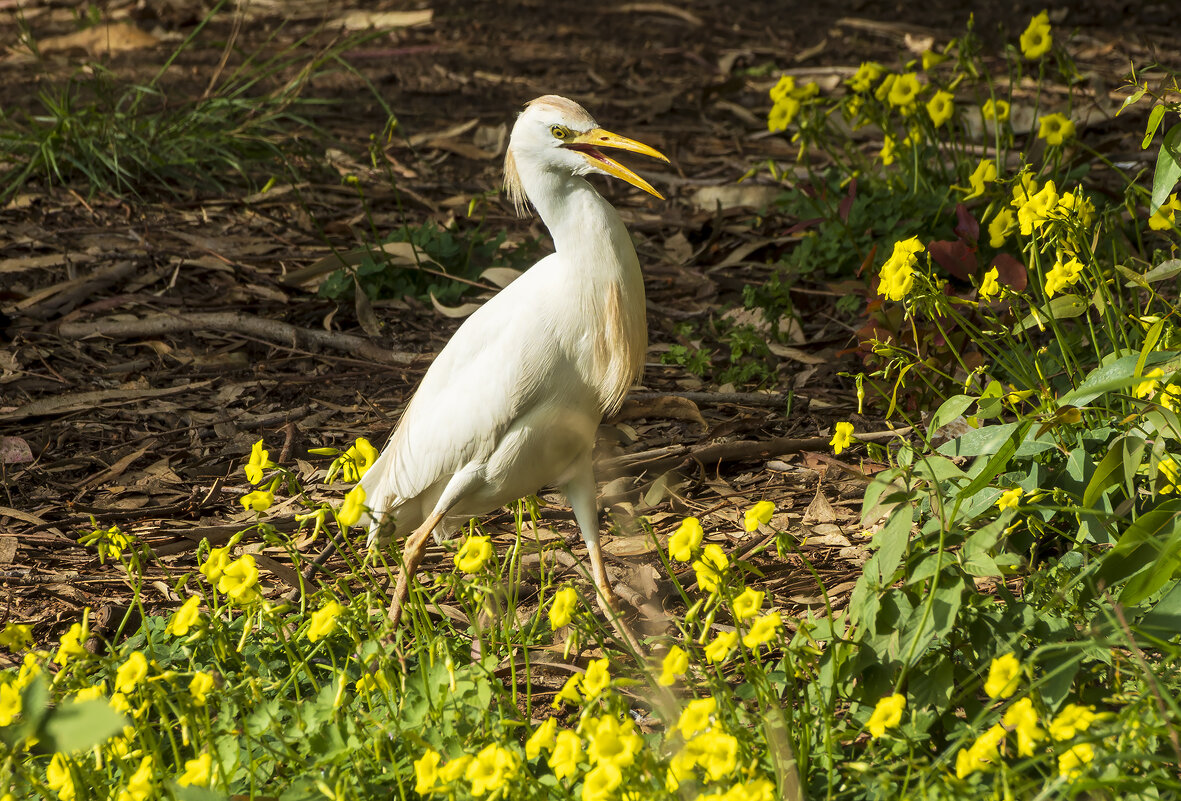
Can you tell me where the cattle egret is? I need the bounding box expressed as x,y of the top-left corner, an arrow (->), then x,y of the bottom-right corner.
359,95 -> 668,628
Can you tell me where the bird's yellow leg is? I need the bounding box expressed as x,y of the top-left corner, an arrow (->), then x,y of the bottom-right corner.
564,467 -> 642,653
385,509 -> 445,630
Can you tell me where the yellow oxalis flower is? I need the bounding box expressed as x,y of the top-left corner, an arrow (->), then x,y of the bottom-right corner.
658,645 -> 689,687
117,755 -> 154,801
218,554 -> 261,603
847,62 -> 884,93
0,681 -> 22,726
743,500 -> 774,532
245,439 -> 272,485
115,651 -> 149,694
584,714 -> 643,768
693,544 -> 729,593
414,750 -> 441,794
553,674 -> 583,708
341,437 -> 379,482
54,620 -> 88,667
337,484 -> 367,528
549,730 -> 583,779
189,672 -> 214,706
1003,697 -> 1045,756
47,753 -> 76,801
525,717 -> 557,760
921,49 -> 949,71
887,72 -> 922,111
988,208 -> 1016,247
926,89 -> 954,128
676,697 -> 716,737
669,517 -> 704,562
694,729 -> 740,781
178,753 -> 213,787
1018,181 -> 1059,235
982,98 -> 1010,122
878,237 -> 924,301
307,600 -> 343,642
1058,742 -> 1094,778
166,595 -> 202,638
440,755 -> 473,784
1132,367 -> 1165,399
1056,190 -> 1095,226
582,762 -> 622,801
955,724 -> 1006,778
0,622 -> 32,652
455,535 -> 493,573
979,267 -> 1001,301
742,611 -> 782,649
984,653 -> 1022,699
465,743 -> 518,797
1020,11 -> 1052,60
1149,193 -> 1181,230
1037,113 -> 1076,146
769,75 -> 796,104
581,658 -> 611,698
355,670 -> 391,696
964,159 -> 997,200
240,489 -> 273,512
1158,456 -> 1180,494
830,421 -> 854,456
996,487 -> 1024,510
867,693 -> 905,738
549,586 -> 579,630
879,135 -> 897,166
1044,256 -> 1084,298
1048,703 -> 1097,740
200,545 -> 231,584
732,587 -> 764,621
704,630 -> 738,664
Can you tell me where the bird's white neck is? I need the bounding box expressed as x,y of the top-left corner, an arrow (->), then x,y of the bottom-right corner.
518,165 -> 648,414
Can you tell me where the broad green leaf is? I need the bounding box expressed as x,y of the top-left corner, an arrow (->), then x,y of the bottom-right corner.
1151,122 -> 1181,214
1120,524 -> 1181,606
1088,499 -> 1181,603
929,394 -> 974,434
1135,580 -> 1181,641
41,700 -> 128,754
1060,352 -> 1178,406
1014,294 -> 1086,333
872,506 -> 912,585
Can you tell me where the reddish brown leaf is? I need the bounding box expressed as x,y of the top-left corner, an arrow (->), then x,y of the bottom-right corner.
954,203 -> 980,245
990,253 -> 1028,291
928,239 -> 977,281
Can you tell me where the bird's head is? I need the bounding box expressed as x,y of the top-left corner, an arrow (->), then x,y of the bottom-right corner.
504,95 -> 669,215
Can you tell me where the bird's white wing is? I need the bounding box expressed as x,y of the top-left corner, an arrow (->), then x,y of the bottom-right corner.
359,254 -> 568,535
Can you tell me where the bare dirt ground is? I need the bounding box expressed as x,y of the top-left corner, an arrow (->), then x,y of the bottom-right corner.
0,1 -> 1168,652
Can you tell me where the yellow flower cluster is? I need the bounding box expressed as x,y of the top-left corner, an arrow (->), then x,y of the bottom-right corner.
200,546 -> 262,605
955,653 -> 1102,780
878,237 -> 925,301
415,744 -> 519,797
768,75 -> 819,132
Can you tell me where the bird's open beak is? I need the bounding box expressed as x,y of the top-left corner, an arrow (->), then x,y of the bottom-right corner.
564,128 -> 669,199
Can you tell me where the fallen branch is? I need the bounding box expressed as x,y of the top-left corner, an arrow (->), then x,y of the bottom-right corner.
55,312 -> 422,366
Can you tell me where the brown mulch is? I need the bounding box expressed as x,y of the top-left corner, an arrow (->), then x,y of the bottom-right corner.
0,0 -> 1165,655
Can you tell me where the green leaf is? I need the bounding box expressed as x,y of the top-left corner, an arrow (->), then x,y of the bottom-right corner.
1083,435 -> 1143,507
929,394 -> 974,434
1142,103 -> 1165,149
41,700 -> 128,754
872,506 -> 912,586
1060,352 -> 1179,407
1088,499 -> 1181,604
1014,294 -> 1086,333
1135,580 -> 1181,641
1151,122 -> 1181,214
1120,522 -> 1181,606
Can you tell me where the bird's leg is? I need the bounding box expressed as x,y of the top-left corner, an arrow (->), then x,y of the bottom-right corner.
384,509 -> 445,630
564,466 -> 642,653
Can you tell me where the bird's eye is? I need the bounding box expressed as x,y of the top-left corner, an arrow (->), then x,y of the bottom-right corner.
550,125 -> 569,140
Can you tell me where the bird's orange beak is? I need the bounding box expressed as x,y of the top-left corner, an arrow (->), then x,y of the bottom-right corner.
564,128 -> 669,199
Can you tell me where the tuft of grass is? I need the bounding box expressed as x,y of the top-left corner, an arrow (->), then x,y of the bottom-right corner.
0,6 -> 392,202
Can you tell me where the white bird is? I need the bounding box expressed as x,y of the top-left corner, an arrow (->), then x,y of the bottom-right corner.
358,95 -> 668,627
